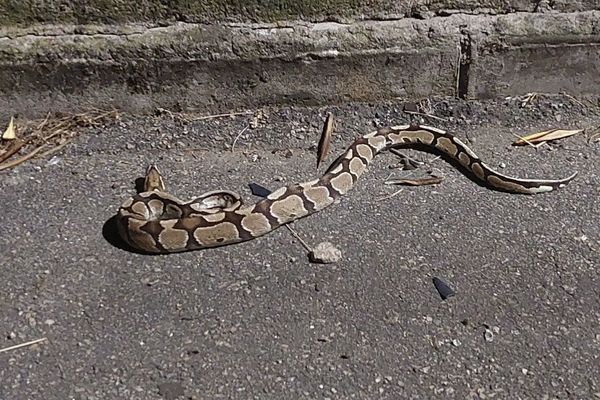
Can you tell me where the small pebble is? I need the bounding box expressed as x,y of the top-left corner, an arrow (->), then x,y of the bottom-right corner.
308,242 -> 342,264
46,156 -> 61,166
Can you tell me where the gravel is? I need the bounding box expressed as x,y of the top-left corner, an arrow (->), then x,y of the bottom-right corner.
0,95 -> 599,399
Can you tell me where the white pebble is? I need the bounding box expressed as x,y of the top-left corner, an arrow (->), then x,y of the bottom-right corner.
308,242 -> 342,264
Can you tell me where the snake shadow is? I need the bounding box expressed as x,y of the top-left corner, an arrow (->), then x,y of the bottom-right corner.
102,177 -> 163,255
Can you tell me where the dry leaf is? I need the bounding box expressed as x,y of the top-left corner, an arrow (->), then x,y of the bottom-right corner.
513,128 -> 583,146
2,116 -> 16,140
316,112 -> 334,169
385,176 -> 443,186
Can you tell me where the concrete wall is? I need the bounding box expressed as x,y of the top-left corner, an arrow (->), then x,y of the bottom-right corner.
0,1 -> 598,117
0,0 -> 598,24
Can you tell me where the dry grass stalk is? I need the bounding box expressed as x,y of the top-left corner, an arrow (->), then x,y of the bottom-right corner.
0,109 -> 118,171
0,337 -> 47,354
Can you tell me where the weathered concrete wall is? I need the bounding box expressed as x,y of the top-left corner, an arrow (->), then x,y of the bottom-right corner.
0,1 -> 598,117
0,0 -> 597,25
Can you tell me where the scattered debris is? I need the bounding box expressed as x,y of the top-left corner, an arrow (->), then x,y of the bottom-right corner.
513,128 -> 583,146
0,109 -> 118,171
588,127 -> 600,144
316,112 -> 334,169
2,116 -> 16,140
432,277 -> 455,300
0,139 -> 25,164
155,107 -> 253,122
191,111 -> 253,121
403,100 -> 448,122
249,109 -> 266,129
285,224 -> 312,253
0,337 -> 47,354
308,242 -> 342,264
519,92 -> 538,107
389,149 -> 424,170
562,93 -> 586,108
483,326 -> 500,342
249,182 -> 272,197
375,188 -> 404,202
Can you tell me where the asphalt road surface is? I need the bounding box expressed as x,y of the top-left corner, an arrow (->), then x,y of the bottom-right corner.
1,96 -> 599,399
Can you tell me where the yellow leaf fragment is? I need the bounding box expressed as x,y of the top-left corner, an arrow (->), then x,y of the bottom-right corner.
2,116 -> 16,140
513,128 -> 582,146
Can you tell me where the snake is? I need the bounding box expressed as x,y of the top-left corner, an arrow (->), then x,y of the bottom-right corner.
116,124 -> 577,254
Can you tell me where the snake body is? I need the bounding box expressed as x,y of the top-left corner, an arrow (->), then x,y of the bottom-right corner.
116,124 -> 576,254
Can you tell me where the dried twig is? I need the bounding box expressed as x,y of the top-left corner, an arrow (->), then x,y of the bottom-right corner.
403,110 -> 448,122
563,93 -> 586,108
0,337 -> 47,354
389,149 -> 425,169
231,125 -> 250,152
587,127 -> 600,144
0,144 -> 49,171
190,111 -> 253,121
285,224 -> 312,252
376,188 -> 404,202
0,109 -> 118,171
37,139 -> 73,160
0,139 -> 25,163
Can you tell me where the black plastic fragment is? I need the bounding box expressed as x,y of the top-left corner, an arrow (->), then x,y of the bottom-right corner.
433,277 -> 455,300
249,182 -> 272,198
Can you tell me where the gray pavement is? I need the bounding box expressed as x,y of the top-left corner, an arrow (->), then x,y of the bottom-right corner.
1,96 -> 599,399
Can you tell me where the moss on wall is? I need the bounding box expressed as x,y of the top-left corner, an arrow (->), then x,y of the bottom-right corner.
1,0 -> 596,26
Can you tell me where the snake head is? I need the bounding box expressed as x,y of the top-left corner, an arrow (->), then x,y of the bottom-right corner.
188,190 -> 243,214
144,164 -> 166,192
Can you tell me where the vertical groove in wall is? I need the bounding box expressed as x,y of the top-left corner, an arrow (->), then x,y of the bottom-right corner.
457,31 -> 472,99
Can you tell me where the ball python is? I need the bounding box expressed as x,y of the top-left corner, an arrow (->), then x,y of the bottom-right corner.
116,124 -> 576,253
